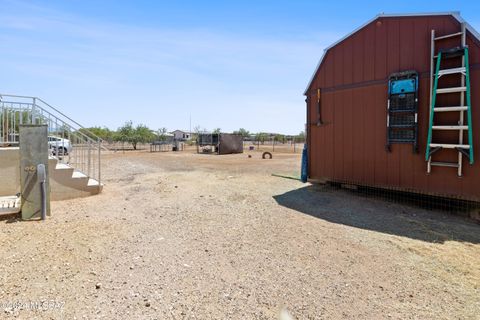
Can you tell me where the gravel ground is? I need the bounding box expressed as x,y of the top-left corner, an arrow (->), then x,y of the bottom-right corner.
0,150 -> 479,319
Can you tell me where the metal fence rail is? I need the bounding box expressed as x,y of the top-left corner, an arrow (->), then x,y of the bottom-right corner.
0,94 -> 101,184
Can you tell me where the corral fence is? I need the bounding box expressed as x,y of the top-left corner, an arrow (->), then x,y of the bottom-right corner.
243,139 -> 304,154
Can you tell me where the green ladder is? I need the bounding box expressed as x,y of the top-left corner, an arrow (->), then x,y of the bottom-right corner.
426,25 -> 474,176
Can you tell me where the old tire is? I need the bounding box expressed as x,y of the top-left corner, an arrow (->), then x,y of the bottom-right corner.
262,152 -> 272,159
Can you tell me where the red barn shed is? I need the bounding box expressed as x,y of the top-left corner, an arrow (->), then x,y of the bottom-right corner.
304,12 -> 480,202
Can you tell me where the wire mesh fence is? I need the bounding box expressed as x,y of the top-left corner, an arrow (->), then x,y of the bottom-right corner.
312,179 -> 480,221
243,141 -> 304,154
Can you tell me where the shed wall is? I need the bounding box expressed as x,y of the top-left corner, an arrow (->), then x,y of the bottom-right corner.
306,15 -> 480,201
219,134 -> 243,154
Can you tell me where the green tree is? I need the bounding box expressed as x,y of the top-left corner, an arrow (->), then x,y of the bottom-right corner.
156,127 -> 168,141
254,132 -> 269,144
51,124 -> 71,138
296,131 -> 306,143
90,127 -> 113,142
115,121 -> 155,150
78,126 -> 114,142
212,128 -> 221,134
274,134 -> 286,143
233,128 -> 250,138
0,110 -> 33,142
191,125 -> 208,141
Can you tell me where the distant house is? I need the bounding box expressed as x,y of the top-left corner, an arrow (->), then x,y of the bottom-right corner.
171,130 -> 192,141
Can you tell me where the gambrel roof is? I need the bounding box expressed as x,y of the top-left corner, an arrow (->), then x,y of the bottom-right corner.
304,12 -> 480,95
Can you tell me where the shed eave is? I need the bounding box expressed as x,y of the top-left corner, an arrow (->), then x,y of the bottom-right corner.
303,11 -> 480,95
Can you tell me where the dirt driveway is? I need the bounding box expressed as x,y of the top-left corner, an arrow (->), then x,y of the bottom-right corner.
0,150 -> 479,319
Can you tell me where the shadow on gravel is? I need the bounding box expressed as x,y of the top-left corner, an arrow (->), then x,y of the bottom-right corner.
273,185 -> 480,244
0,213 -> 21,223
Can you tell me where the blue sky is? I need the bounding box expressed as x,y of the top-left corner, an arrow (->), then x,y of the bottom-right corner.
1,1 -> 479,134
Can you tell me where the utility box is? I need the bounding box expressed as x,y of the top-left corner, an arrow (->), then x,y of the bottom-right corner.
19,125 -> 50,220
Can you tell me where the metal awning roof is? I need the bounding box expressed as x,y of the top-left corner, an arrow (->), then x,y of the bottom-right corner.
304,12 -> 480,95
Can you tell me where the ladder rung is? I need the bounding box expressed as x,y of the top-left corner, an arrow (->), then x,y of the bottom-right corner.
432,125 -> 468,130
434,106 -> 468,112
436,67 -> 466,76
430,161 -> 459,168
430,143 -> 470,149
436,87 -> 467,94
434,32 -> 464,41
